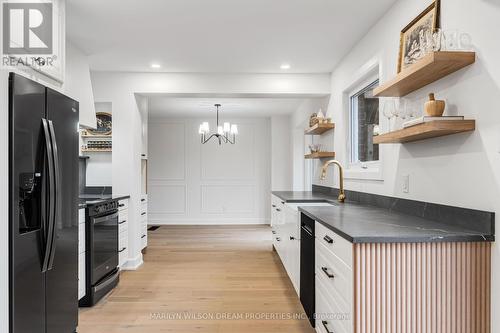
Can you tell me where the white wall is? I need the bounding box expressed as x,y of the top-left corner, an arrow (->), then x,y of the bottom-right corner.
308,0 -> 500,330
65,42 -> 97,128
90,71 -> 330,268
148,117 -> 271,224
271,115 -> 292,191
290,97 -> 331,190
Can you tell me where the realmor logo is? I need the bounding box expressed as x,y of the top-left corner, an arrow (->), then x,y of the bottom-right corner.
2,2 -> 53,55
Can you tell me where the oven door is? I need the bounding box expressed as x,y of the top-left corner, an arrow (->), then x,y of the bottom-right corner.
91,210 -> 119,284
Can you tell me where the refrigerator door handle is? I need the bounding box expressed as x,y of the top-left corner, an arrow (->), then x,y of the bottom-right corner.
41,118 -> 55,273
47,120 -> 60,270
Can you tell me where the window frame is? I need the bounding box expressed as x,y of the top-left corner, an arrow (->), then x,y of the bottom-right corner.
344,71 -> 383,181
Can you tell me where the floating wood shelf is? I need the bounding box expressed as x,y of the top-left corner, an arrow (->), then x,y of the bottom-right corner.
81,149 -> 112,152
373,51 -> 476,98
81,134 -> 112,139
304,152 -> 336,159
304,123 -> 335,135
373,120 -> 475,144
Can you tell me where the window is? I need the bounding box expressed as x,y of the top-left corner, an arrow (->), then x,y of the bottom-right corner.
349,79 -> 380,165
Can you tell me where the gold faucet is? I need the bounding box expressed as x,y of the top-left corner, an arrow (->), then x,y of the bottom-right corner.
320,160 -> 346,203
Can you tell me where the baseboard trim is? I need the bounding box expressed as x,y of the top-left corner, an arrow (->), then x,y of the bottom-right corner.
120,253 -> 143,271
149,218 -> 270,225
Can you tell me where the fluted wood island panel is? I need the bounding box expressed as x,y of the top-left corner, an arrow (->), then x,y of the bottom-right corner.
353,242 -> 491,333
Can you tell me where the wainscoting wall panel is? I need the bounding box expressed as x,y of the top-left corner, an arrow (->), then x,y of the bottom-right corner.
149,122 -> 186,181
148,118 -> 271,225
149,184 -> 187,214
201,184 -> 255,214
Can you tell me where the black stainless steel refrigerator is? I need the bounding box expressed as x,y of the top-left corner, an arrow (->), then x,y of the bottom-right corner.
9,73 -> 79,333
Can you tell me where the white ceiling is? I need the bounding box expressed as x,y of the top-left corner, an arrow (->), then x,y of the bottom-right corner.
67,0 -> 397,73
148,97 -> 311,118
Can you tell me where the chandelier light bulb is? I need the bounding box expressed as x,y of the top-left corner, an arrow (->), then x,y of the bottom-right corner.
223,122 -> 230,133
217,126 -> 224,135
202,122 -> 209,133
230,124 -> 238,135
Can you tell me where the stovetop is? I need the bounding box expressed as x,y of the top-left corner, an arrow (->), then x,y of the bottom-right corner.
78,194 -> 130,209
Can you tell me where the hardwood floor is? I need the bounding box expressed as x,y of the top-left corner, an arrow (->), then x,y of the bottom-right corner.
78,225 -> 314,333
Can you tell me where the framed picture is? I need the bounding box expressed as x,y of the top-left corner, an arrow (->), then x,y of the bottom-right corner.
87,112 -> 112,136
398,0 -> 440,73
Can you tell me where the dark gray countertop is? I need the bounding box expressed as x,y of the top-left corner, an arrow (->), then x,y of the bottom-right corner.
78,194 -> 131,209
272,191 -> 334,203
272,191 -> 494,243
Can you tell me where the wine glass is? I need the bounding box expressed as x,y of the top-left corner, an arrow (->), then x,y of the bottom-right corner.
382,98 -> 398,131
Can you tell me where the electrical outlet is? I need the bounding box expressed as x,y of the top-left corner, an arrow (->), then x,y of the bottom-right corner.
402,174 -> 410,193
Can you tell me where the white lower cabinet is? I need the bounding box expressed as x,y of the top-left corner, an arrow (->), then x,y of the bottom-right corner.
140,195 -> 148,250
78,208 -> 86,300
118,198 -> 129,268
315,221 -> 353,333
270,195 -> 300,295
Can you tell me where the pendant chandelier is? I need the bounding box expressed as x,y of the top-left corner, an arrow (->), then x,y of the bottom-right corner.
198,104 -> 238,145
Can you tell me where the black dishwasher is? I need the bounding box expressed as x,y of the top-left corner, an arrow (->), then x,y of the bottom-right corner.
300,213 -> 315,327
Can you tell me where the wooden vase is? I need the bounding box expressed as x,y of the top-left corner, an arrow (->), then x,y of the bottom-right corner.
424,93 -> 446,117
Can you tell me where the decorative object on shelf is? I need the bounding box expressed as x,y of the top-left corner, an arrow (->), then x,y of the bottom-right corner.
317,109 -> 325,120
442,29 -> 473,51
309,113 -> 319,127
398,0 -> 440,73
424,93 -> 446,116
198,104 -> 238,145
309,144 -> 323,154
382,98 -> 400,131
82,140 -> 112,152
87,112 -> 112,136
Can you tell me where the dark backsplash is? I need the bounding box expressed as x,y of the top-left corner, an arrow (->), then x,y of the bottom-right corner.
83,186 -> 112,195
312,185 -> 495,236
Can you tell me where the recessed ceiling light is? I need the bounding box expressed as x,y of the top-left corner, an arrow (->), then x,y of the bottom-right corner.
280,63 -> 291,70
151,63 -> 161,69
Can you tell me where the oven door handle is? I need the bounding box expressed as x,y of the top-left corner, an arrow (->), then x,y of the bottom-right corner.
301,225 -> 313,237
93,211 -> 119,224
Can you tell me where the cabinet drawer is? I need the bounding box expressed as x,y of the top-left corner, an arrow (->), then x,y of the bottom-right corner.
316,275 -> 351,333
78,223 -> 85,254
118,247 -> 128,267
315,241 -> 354,312
78,252 -> 86,300
315,222 -> 353,268
118,219 -> 128,234
118,209 -> 128,223
78,209 -> 85,224
118,199 -> 128,211
119,230 -> 128,248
